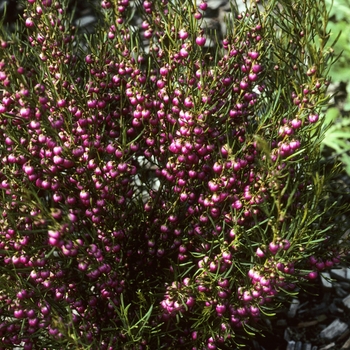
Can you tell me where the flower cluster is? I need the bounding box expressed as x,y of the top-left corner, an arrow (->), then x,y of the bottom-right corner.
0,0 -> 348,349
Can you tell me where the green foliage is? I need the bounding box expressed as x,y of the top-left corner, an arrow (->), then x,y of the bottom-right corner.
326,19 -> 350,82
0,0 -> 349,349
322,106 -> 350,175
321,0 -> 350,176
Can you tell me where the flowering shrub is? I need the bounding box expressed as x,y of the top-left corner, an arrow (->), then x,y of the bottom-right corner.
0,0 -> 349,349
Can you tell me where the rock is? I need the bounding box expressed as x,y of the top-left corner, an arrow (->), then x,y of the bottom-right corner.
276,318 -> 288,327
320,272 -> 333,290
200,17 -> 221,31
288,298 -> 300,318
328,300 -> 344,315
295,341 -> 303,350
0,0 -> 9,12
311,301 -> 328,316
287,340 -> 296,350
319,343 -> 336,350
297,314 -> 327,328
340,281 -> 350,291
342,294 -> 350,310
330,268 -> 350,282
341,336 -> 350,349
284,327 -> 293,342
319,319 -> 348,341
334,283 -> 349,298
302,344 -> 312,350
74,15 -> 96,28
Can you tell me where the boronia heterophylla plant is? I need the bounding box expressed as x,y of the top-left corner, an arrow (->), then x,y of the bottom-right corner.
0,0 -> 349,348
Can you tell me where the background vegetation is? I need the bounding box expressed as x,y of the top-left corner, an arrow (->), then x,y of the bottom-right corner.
323,0 -> 350,175
0,0 -> 349,349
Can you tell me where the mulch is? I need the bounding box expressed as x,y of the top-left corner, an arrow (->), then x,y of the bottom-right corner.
248,267 -> 350,350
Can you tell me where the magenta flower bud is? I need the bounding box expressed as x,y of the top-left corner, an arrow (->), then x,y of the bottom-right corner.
29,120 -> 41,129
232,200 -> 243,210
325,260 -> 334,268
243,291 -> 253,302
248,269 -> 255,280
216,304 -> 226,314
186,296 -> 195,307
256,247 -> 265,258
284,264 -> 295,274
212,162 -> 223,174
218,290 -> 228,299
218,278 -> 230,288
281,239 -> 291,250
40,305 -> 50,316
143,0 -> 152,9
237,306 -> 247,316
48,235 -> 60,246
332,256 -> 341,264
198,284 -> 207,292
308,271 -> 318,280
42,0 -> 52,7
16,290 -> 28,300
48,230 -> 60,239
57,99 -> 66,108
252,289 -> 261,298
20,107 -> 31,118
252,64 -> 263,73
97,100 -> 106,109
29,318 -> 39,329
25,17 -> 35,28
196,36 -> 206,46
199,2 -> 208,11
194,12 -> 202,20
309,255 -> 317,265
290,139 -> 300,150
52,155 -> 64,165
180,48 -> 189,58
241,64 -> 250,73
222,251 -> 232,261
250,305 -> 260,316
308,113 -> 319,123
276,262 -> 285,271
87,100 -> 97,108
63,159 -> 74,168
179,29 -> 188,40
141,20 -> 149,29
315,261 -> 325,270
260,277 -> 270,286
248,73 -> 258,81
208,180 -> 219,192
248,51 -> 260,60
0,71 -> 6,80
268,242 -> 279,255
41,179 -> 51,189
159,67 -> 168,76
144,29 -> 153,39
291,118 -> 302,129
79,190 -> 90,200
209,261 -> 217,272
36,6 -> 43,15
14,309 -> 25,319
26,308 -> 36,319
307,66 -> 317,76
239,80 -> 249,90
